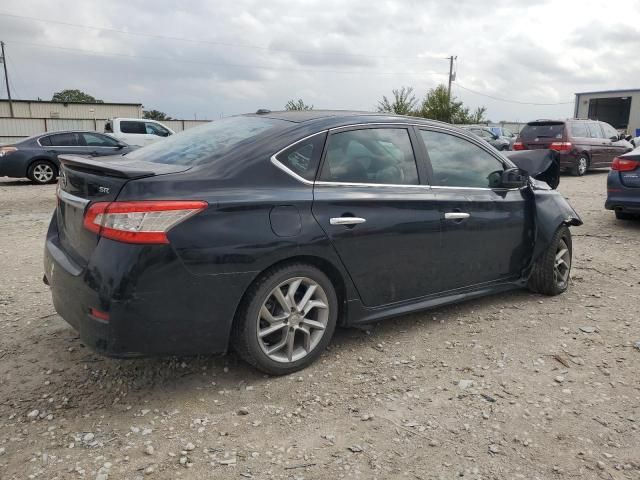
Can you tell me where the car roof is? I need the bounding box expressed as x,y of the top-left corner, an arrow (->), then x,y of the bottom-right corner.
15,130 -> 109,144
247,109 -> 457,131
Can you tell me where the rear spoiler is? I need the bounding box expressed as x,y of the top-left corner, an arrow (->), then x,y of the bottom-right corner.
59,154 -> 190,179
503,149 -> 560,189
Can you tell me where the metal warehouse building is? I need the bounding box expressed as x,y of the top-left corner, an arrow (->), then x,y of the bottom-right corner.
0,99 -> 209,144
574,89 -> 640,136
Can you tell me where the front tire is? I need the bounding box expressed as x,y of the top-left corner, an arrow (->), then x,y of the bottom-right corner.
528,225 -> 572,296
571,155 -> 589,176
27,160 -> 58,184
232,263 -> 338,375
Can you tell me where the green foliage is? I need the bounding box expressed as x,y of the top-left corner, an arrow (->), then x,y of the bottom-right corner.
376,86 -> 417,115
285,99 -> 313,111
143,109 -> 173,120
378,84 -> 487,124
51,89 -> 103,103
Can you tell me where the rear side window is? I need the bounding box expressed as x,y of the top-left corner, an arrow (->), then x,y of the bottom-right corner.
570,122 -> 588,137
276,132 -> 327,181
125,116 -> 284,166
48,133 -> 80,146
319,128 -> 419,185
420,130 -> 505,189
520,122 -> 565,140
120,121 -> 146,134
82,133 -> 120,147
39,136 -> 52,146
587,122 -> 603,138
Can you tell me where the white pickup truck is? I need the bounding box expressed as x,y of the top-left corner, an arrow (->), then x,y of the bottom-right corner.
104,118 -> 174,147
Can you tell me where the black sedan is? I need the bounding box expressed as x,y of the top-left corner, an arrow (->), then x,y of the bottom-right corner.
43,111 -> 581,375
0,131 -> 133,184
605,148 -> 640,219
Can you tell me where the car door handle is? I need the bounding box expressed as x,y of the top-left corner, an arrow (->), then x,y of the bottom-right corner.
330,217 -> 366,226
444,212 -> 470,220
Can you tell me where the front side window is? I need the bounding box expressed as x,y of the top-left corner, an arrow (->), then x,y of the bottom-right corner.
587,122 -> 603,138
120,121 -> 146,134
275,132 -> 327,181
319,128 -> 419,185
420,130 -> 505,189
145,122 -> 171,137
601,122 -> 619,140
48,133 -> 80,146
82,133 -> 120,147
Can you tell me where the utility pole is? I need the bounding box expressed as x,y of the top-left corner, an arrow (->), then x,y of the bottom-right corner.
0,41 -> 14,118
447,55 -> 457,123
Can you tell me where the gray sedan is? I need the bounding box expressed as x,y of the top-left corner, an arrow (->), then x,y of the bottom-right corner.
0,131 -> 133,184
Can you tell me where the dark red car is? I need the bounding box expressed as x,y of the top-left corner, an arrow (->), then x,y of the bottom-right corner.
513,119 -> 633,176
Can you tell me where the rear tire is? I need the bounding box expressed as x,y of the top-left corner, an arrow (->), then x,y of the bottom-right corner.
232,263 -> 338,375
615,210 -> 635,220
27,160 -> 58,184
571,155 -> 589,176
528,225 -> 572,296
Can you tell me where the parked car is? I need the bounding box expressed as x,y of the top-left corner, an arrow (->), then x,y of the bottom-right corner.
513,119 -> 633,176
44,111 -> 581,375
0,131 -> 133,184
104,118 -> 174,147
489,125 -> 517,149
462,126 -> 511,151
605,147 -> 640,219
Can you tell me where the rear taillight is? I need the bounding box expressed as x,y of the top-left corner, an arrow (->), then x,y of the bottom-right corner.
512,142 -> 526,151
0,146 -> 17,157
549,142 -> 572,152
83,200 -> 208,244
612,157 -> 639,171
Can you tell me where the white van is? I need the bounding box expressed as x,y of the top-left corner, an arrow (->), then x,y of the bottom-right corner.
104,118 -> 174,147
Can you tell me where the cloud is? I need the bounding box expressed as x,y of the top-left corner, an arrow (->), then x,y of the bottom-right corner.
0,0 -> 638,121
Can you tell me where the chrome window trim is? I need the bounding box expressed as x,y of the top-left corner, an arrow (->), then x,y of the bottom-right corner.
270,122 -> 517,190
56,188 -> 90,209
269,131 -> 328,186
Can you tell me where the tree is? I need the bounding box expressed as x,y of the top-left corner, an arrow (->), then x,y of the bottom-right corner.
285,99 -> 313,111
417,84 -> 487,124
376,86 -> 417,115
143,109 -> 173,120
51,89 -> 103,103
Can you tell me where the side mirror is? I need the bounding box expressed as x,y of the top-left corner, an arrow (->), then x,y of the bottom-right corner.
610,135 -> 619,142
501,167 -> 527,188
116,142 -> 126,149
624,135 -> 632,142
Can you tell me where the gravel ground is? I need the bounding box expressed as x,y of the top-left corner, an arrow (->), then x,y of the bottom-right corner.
0,172 -> 639,480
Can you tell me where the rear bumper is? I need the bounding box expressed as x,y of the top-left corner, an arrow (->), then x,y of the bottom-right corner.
605,172 -> 640,212
44,215 -> 256,357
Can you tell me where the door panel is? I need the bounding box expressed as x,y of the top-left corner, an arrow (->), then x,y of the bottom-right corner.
312,185 -> 442,306
435,188 -> 531,291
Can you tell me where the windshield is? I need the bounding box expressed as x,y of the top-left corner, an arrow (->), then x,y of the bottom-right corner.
520,122 -> 565,140
125,116 -> 286,165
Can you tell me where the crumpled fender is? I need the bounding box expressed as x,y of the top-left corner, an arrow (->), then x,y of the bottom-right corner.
526,180 -> 582,266
504,149 -> 560,189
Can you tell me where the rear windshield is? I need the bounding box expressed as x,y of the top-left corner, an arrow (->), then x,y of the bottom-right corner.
125,116 -> 285,165
520,122 -> 565,140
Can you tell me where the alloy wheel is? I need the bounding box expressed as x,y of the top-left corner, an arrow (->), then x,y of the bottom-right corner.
577,157 -> 588,175
554,239 -> 571,287
33,163 -> 54,183
257,277 -> 329,363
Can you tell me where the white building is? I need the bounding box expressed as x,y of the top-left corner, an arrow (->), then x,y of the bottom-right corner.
574,89 -> 640,136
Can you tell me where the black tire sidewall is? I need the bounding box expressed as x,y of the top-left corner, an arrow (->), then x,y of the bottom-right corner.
239,264 -> 338,375
28,161 -> 58,184
552,227 -> 572,293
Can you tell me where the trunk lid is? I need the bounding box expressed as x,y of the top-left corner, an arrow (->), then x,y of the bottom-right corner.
519,121 -> 566,150
56,154 -> 190,266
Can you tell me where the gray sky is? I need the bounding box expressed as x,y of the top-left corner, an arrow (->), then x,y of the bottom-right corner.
1,0 -> 639,121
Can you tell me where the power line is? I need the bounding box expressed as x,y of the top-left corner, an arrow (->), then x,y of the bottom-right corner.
5,39 -> 448,77
455,83 -> 574,106
0,11 -> 447,62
